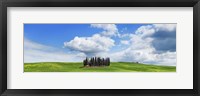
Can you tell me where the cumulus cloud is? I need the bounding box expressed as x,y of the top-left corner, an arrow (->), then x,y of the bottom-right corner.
64,34 -> 115,56
135,25 -> 155,38
154,24 -> 176,32
108,47 -> 176,66
24,38 -> 86,63
107,24 -> 177,66
118,33 -> 133,39
120,40 -> 130,45
135,24 -> 176,52
62,24 -> 176,66
64,24 -> 117,57
152,24 -> 176,52
91,24 -> 118,37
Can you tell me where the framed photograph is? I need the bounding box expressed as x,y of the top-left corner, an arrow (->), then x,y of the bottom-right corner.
0,0 -> 199,96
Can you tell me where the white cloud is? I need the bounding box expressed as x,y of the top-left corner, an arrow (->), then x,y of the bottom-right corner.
135,25 -> 155,37
118,33 -> 133,39
64,24 -> 117,57
24,38 -> 53,51
91,24 -> 118,37
108,47 -> 176,66
153,24 -> 176,32
135,24 -> 176,38
120,40 -> 129,45
24,38 -> 86,63
62,24 -> 176,66
64,34 -> 115,55
106,24 -> 177,66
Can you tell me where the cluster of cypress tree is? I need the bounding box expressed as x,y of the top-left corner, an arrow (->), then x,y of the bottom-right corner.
83,57 -> 110,67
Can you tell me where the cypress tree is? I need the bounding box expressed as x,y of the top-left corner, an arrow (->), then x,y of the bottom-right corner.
83,57 -> 111,67
108,58 -> 110,66
102,58 -> 104,66
94,57 -> 96,66
85,57 -> 88,66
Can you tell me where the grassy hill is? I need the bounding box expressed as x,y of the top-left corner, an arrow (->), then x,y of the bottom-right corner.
24,62 -> 176,72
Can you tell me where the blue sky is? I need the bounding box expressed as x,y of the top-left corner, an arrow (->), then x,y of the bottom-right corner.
24,24 -> 142,49
24,24 -> 176,66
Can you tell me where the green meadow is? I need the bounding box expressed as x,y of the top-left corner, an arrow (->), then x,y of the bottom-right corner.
24,62 -> 176,72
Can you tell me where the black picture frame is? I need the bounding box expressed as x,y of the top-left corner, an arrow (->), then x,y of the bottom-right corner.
0,0 -> 199,96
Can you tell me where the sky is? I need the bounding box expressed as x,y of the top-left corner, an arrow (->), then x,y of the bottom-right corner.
24,24 -> 176,66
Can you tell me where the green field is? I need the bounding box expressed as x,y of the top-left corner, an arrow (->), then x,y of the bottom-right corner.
24,62 -> 176,72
